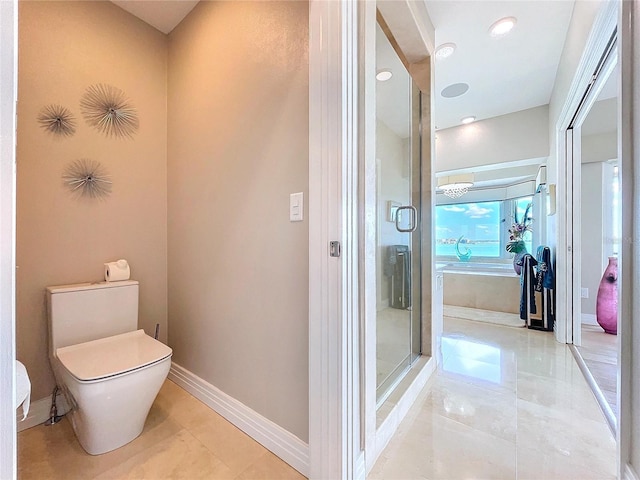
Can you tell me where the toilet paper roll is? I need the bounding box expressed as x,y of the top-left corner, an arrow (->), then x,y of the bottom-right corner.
104,259 -> 131,282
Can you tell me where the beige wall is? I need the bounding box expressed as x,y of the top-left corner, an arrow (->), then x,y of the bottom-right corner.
580,162 -> 606,317
167,1 -> 309,442
17,1 -> 168,400
435,105 -> 549,173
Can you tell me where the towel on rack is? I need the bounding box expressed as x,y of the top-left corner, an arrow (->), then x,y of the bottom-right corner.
535,246 -> 554,290
520,254 -> 538,320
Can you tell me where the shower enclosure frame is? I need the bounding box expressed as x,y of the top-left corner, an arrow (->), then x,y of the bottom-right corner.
360,4 -> 437,474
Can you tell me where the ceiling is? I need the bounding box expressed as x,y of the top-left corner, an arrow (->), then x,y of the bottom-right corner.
115,0 -> 579,188
111,0 -> 198,34
424,0 -> 575,131
116,0 -> 577,134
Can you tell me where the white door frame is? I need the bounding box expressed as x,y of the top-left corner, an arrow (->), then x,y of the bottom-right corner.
308,1 -> 435,477
308,1 -> 364,478
555,1 -> 617,345
556,1 -> 640,477
360,1 -> 435,474
566,42 -> 618,349
0,1 -> 18,479
618,2 -> 638,478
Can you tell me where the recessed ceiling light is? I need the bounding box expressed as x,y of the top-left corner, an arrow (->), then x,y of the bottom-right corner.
461,116 -> 476,124
376,69 -> 393,81
441,83 -> 469,98
489,16 -> 517,38
435,43 -> 456,60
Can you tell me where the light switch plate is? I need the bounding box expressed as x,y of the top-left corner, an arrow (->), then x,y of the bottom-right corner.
290,192 -> 303,222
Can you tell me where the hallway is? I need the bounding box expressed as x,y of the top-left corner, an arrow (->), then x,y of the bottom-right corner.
370,316 -> 616,479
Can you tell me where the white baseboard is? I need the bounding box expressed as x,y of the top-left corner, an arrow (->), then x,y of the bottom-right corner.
17,392 -> 69,432
581,313 -> 599,326
624,463 -> 640,480
168,363 -> 309,477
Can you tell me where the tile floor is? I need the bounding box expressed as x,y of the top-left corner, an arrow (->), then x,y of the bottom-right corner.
19,316 -> 616,480
18,380 -> 304,480
369,316 -> 617,479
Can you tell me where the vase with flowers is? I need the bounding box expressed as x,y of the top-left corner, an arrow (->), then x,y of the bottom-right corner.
506,203 -> 532,275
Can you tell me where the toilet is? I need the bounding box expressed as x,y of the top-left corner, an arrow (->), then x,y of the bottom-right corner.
46,280 -> 172,455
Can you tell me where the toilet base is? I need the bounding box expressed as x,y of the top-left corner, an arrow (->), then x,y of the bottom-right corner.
56,356 -> 171,455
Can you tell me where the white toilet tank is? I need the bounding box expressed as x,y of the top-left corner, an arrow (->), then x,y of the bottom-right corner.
47,280 -> 139,353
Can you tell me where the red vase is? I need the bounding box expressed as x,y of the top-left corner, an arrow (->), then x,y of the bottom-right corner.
596,256 -> 618,335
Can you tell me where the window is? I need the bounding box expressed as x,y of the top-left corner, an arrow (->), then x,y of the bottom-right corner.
436,196 -> 533,260
514,196 -> 533,254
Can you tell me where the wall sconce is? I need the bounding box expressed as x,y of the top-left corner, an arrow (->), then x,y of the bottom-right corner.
437,174 -> 474,199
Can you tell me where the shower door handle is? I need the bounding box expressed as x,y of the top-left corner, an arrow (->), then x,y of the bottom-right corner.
395,205 -> 418,233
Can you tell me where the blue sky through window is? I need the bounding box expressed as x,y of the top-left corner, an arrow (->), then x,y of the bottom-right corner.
436,201 -> 501,257
436,197 -> 533,258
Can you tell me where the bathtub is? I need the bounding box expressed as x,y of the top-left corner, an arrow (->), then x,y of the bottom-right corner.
436,262 -> 518,277
437,262 -> 520,313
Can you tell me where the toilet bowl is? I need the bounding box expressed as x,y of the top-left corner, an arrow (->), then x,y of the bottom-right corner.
47,281 -> 172,455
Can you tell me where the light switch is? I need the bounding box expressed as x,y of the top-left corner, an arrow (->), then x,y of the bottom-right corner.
290,192 -> 303,222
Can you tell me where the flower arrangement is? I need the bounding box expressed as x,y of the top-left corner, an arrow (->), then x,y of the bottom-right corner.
506,203 -> 532,254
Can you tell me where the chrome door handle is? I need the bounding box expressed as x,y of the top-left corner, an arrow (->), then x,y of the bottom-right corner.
395,205 -> 418,232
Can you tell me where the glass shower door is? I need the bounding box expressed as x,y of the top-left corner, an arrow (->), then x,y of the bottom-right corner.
375,22 -> 422,405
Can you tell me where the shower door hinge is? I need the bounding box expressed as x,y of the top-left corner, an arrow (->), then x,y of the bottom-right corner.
329,241 -> 341,257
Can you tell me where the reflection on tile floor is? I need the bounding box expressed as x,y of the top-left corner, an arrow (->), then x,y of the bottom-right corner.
18,380 -> 305,480
370,316 -> 616,480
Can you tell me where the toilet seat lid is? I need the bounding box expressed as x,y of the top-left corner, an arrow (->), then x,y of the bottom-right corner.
56,329 -> 172,382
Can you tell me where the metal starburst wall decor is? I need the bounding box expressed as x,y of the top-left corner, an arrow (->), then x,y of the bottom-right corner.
63,159 -> 112,199
37,104 -> 77,137
80,84 -> 139,138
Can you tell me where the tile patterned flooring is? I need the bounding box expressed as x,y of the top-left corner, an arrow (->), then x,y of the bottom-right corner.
19,316 -> 616,479
370,317 -> 616,479
18,380 -> 304,480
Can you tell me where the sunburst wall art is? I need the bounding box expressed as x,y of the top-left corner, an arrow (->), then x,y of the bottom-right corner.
37,104 -> 76,137
80,84 -> 139,138
63,159 -> 112,199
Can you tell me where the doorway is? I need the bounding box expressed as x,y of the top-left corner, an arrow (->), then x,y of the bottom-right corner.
567,32 -> 619,432
374,21 -> 422,406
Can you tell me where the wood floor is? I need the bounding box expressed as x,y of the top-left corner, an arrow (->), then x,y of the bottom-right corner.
577,324 -> 618,415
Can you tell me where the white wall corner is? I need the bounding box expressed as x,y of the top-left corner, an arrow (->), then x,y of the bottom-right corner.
168,363 -> 309,477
